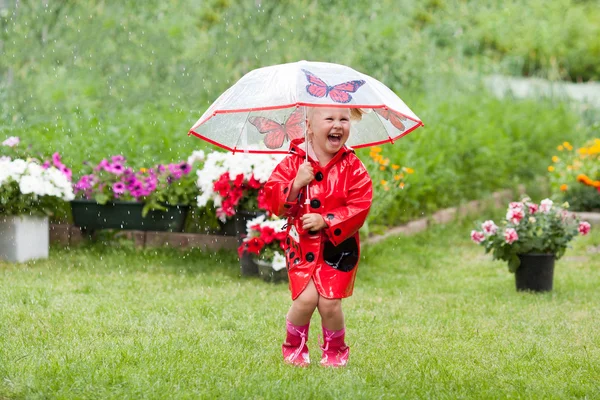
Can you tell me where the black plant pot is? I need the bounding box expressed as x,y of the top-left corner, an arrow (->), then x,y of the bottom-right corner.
71,200 -> 189,233
234,210 -> 265,276
515,254 -> 555,292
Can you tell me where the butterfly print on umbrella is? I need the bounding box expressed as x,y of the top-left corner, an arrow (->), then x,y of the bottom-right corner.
302,69 -> 366,104
248,107 -> 304,149
375,108 -> 408,132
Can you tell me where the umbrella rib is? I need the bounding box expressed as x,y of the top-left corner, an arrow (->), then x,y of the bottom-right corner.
232,112 -> 254,154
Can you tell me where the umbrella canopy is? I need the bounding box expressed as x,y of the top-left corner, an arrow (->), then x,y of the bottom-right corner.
189,60 -> 423,153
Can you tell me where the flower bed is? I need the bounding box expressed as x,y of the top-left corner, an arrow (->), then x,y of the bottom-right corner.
549,139 -> 600,211
73,154 -> 200,216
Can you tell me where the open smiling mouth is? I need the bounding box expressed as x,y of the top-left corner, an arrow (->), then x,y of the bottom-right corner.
328,133 -> 342,145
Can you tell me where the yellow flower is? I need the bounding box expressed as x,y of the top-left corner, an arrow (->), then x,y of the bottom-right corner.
557,145 -> 564,151
560,184 -> 568,192
394,174 -> 401,181
383,186 -> 390,192
392,164 -> 400,170
403,167 -> 415,174
140,168 -> 148,173
547,166 -> 555,172
380,158 -> 390,166
380,179 -> 387,185
399,182 -> 405,189
567,165 -> 572,171
552,156 -> 559,163
563,141 -> 571,148
371,147 -> 382,153
379,166 -> 386,171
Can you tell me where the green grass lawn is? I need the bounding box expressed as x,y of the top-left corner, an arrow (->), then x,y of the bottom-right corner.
1,220 -> 599,399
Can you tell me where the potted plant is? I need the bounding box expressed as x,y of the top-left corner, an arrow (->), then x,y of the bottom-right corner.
0,138 -> 75,262
548,139 -> 600,212
237,215 -> 288,281
71,154 -> 200,233
195,150 -> 284,236
471,197 -> 591,292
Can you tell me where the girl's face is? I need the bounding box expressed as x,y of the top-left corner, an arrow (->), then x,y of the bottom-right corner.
307,107 -> 351,156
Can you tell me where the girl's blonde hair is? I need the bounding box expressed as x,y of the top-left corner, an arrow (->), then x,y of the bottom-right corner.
305,107 -> 365,122
350,108 -> 365,121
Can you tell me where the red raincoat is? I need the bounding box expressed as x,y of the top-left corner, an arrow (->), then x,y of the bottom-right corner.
264,139 -> 373,300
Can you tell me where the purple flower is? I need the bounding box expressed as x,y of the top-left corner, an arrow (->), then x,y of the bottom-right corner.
168,163 -> 184,179
111,155 -> 125,163
42,161 -> 51,169
112,182 -> 126,195
52,152 -> 62,167
60,165 -> 72,181
95,159 -> 110,172
74,175 -> 95,194
108,162 -> 125,175
179,162 -> 191,175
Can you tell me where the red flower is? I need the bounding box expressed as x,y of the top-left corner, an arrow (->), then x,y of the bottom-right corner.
233,173 -> 244,188
257,189 -> 269,210
247,174 -> 262,189
260,225 -> 276,245
214,172 -> 231,197
237,237 -> 265,257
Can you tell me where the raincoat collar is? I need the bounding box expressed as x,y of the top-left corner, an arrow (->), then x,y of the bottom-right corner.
288,138 -> 353,168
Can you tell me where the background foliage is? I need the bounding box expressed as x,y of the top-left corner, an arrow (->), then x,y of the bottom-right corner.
0,0 -> 598,226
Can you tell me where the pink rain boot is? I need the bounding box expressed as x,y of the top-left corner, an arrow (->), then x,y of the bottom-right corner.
282,320 -> 310,367
320,327 -> 349,367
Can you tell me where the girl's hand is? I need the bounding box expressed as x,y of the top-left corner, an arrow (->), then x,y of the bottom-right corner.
301,213 -> 327,231
293,162 -> 314,189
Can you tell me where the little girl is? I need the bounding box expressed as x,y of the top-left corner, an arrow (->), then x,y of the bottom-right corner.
263,107 -> 372,367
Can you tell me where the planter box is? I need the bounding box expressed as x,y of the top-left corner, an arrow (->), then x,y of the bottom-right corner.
0,215 -> 49,263
71,200 -> 189,232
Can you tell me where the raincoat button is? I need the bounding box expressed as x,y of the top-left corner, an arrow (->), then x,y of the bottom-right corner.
315,172 -> 324,181
306,252 -> 315,262
284,204 -> 291,208
326,213 -> 334,220
283,187 -> 289,194
334,228 -> 342,236
310,199 -> 321,209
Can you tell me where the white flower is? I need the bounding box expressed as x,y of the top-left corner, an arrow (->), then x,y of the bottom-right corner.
187,150 -> 206,166
2,136 -> 20,147
0,158 -> 75,203
272,252 -> 287,271
540,198 -> 553,213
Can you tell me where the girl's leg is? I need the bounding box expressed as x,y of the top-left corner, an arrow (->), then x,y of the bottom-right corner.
286,279 -> 319,325
282,280 -> 319,366
317,297 -> 349,367
316,297 -> 344,330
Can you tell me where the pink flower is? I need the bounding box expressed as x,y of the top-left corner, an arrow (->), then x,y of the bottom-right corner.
526,202 -> 538,214
2,136 -> 20,147
539,198 -> 553,213
578,221 -> 591,236
506,208 -> 524,225
509,202 -> 524,211
470,230 -> 486,244
504,228 -> 518,244
481,220 -> 498,235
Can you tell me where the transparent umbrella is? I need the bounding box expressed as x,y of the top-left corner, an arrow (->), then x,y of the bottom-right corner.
188,60 -> 424,153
